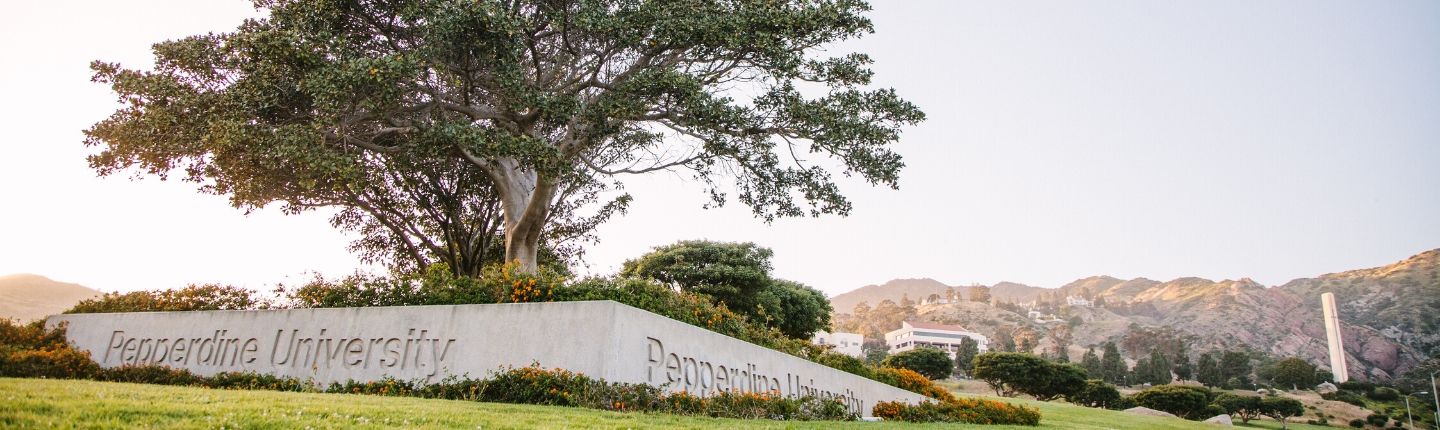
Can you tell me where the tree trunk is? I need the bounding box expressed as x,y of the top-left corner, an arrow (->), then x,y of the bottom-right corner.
486,159 -> 556,274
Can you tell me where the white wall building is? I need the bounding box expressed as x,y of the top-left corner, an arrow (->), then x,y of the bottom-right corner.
1065,296 -> 1093,307
813,331 -> 865,358
884,321 -> 989,359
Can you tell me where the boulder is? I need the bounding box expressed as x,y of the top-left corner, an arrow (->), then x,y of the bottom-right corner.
1256,388 -> 1270,395
1203,414 -> 1234,426
1315,382 -> 1338,394
1123,406 -> 1178,419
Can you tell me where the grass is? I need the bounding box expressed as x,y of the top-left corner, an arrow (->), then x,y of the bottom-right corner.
4,377 -> 1258,429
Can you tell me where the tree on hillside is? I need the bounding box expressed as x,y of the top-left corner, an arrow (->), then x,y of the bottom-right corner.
1081,346 -> 1103,377
1219,351 -> 1253,389
883,347 -> 953,380
924,293 -> 941,304
992,328 -> 1016,352
1148,350 -> 1173,385
1014,327 -> 1039,353
1258,397 -> 1305,430
1100,341 -> 1127,384
1264,357 -> 1318,390
1196,352 -> 1222,387
1172,343 -> 1193,382
1131,357 -> 1152,387
969,285 -> 992,303
852,302 -> 872,319
954,336 -> 980,378
86,0 -> 924,274
945,288 -> 958,303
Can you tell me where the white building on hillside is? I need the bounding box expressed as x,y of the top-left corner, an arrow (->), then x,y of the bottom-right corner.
812,331 -> 865,358
1065,296 -> 1093,307
884,321 -> 989,359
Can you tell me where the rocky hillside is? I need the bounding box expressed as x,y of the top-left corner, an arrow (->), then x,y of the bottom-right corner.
0,274 -> 101,322
829,249 -> 1440,382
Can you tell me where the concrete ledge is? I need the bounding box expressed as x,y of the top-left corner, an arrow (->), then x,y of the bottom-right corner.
47,300 -> 924,416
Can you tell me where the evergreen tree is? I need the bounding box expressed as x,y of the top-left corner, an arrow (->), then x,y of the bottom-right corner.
1172,342 -> 1193,381
954,337 -> 981,378
1219,350 -> 1252,389
1101,342 -> 1127,384
994,329 -> 1017,352
1081,347 -> 1103,377
1149,350 -> 1172,385
1196,352 -> 1222,387
1131,357 -> 1152,386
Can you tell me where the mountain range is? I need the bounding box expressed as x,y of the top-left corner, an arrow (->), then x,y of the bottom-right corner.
829,249 -> 1440,381
0,274 -> 102,322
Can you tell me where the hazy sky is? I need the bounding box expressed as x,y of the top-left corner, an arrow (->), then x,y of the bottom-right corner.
2,1 -> 1437,296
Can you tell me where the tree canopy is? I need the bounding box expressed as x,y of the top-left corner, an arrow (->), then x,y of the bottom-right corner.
621,240 -> 830,338
882,347 -> 953,381
86,0 -> 924,273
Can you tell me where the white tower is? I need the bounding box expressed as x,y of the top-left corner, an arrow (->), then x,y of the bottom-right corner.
1321,292 -> 1349,383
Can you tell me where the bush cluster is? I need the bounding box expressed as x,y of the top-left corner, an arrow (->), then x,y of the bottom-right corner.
1322,390 -> 1368,407
872,367 -> 956,403
872,399 -> 1041,425
0,320 -> 101,378
66,284 -> 266,314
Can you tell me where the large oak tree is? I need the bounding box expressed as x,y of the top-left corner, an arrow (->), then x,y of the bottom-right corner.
86,0 -> 923,272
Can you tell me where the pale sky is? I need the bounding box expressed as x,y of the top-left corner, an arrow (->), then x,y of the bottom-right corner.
2,1 -> 1437,296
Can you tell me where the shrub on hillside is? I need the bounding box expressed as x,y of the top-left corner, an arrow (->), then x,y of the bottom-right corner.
872,399 -> 1041,425
1067,379 -> 1123,409
66,284 -> 265,314
1366,387 -> 1400,401
1132,385 -> 1212,420
1367,413 -> 1390,427
883,348 -> 953,380
1323,390 -> 1368,407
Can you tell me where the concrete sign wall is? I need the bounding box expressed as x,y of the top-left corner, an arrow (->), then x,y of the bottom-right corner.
47,301 -> 924,416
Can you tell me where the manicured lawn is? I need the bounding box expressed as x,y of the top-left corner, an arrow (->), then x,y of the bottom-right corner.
2,378 -> 1225,429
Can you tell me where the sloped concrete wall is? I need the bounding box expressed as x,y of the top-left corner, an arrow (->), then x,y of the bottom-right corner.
47,301 -> 924,416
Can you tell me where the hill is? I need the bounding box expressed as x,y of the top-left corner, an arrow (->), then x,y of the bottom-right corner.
0,274 -> 101,321
830,249 -> 1440,382
1,377 -> 1225,429
829,278 -> 952,314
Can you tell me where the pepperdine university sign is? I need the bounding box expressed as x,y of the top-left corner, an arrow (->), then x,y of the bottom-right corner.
46,300 -> 924,416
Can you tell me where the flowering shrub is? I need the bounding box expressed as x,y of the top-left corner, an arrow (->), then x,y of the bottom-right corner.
873,398 -> 1041,425
873,367 -> 955,402
0,320 -> 100,379
659,390 -> 852,421
485,262 -> 564,303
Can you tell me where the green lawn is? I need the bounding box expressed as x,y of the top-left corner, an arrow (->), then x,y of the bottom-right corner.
3,377 -> 1245,429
